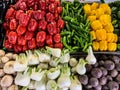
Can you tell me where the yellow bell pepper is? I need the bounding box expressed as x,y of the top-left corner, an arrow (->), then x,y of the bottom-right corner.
84,4 -> 91,15
99,3 -> 111,15
88,15 -> 96,22
90,10 -> 96,15
91,20 -> 103,30
91,2 -> 99,10
104,23 -> 114,33
93,41 -> 99,51
99,41 -> 107,51
96,29 -> 107,41
113,34 -> 118,43
106,33 -> 115,43
99,14 -> 111,26
108,43 -> 117,51
90,31 -> 96,40
95,8 -> 104,18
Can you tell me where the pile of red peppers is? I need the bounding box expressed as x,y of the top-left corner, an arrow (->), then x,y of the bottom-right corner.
3,0 -> 65,53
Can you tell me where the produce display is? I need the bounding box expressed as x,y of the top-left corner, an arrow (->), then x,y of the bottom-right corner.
0,46 -> 96,90
109,1 -> 120,51
80,54 -> 120,90
3,0 -> 64,53
61,0 -> 92,52
1,0 -> 120,90
84,2 -> 118,51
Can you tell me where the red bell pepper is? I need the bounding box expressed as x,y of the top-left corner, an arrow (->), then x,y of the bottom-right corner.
46,35 -> 53,45
38,20 -> 47,30
17,25 -> 26,36
57,6 -> 62,14
39,0 -> 46,10
5,7 -> 15,19
28,18 -> 38,32
19,13 -> 30,27
54,13 -> 59,20
4,40 -> 13,49
25,31 -> 34,40
57,19 -> 65,29
8,31 -> 17,44
33,10 -> 45,20
27,10 -> 34,18
15,10 -> 24,20
28,38 -> 36,49
18,36 -> 27,46
27,0 -> 35,7
10,19 -> 17,30
22,45 -> 28,52
36,31 -> 46,42
49,0 -> 55,3
46,12 -> 54,22
37,42 -> 44,47
47,21 -> 57,35
55,42 -> 63,49
19,2 -> 27,11
53,33 -> 61,43
57,28 -> 60,33
48,3 -> 56,13
14,45 -> 22,53
3,22 -> 9,30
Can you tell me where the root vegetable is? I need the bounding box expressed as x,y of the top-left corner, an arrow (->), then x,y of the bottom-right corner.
0,50 -> 5,57
89,77 -> 99,87
0,75 -> 13,87
106,75 -> 113,81
8,85 -> 18,90
0,63 -> 4,69
79,75 -> 88,85
104,60 -> 115,70
115,63 -> 120,71
0,69 -> 5,77
91,68 -> 102,78
1,56 -> 9,63
99,60 -> 104,66
94,85 -> 102,90
112,56 -> 120,63
5,53 -> 13,59
110,69 -> 118,77
3,61 -> 15,74
100,67 -> 108,76
116,74 -> 120,84
12,54 -> 18,60
86,64 -> 92,72
99,77 -> 107,85
108,81 -> 119,90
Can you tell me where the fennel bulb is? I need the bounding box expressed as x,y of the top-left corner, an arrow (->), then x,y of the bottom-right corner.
26,50 -> 39,65
86,46 -> 97,65
70,76 -> 82,90
46,46 -> 61,58
28,80 -> 35,89
76,58 -> 87,75
46,80 -> 58,90
47,66 -> 60,79
69,58 -> 78,67
35,75 -> 47,90
49,57 -> 60,67
31,68 -> 46,81
57,64 -> 71,89
14,53 -> 28,72
60,53 -> 70,64
15,68 -> 31,86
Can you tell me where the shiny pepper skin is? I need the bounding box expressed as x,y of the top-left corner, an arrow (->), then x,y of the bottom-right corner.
8,31 -> 17,44
99,41 -> 107,51
57,19 -> 65,29
93,41 -> 99,51
108,43 -> 117,51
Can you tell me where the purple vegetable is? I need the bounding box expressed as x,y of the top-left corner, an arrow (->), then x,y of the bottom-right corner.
79,75 -> 88,85
108,81 -> 119,90
115,63 -> 120,71
91,68 -> 102,78
94,85 -> 102,90
110,69 -> 118,78
104,60 -> 115,70
89,77 -> 99,87
86,64 -> 92,72
112,56 -> 120,63
100,67 -> 108,76
106,75 -> 113,81
99,77 -> 107,85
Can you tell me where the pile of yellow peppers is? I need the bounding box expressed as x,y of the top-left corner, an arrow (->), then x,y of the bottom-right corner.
84,3 -> 118,51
